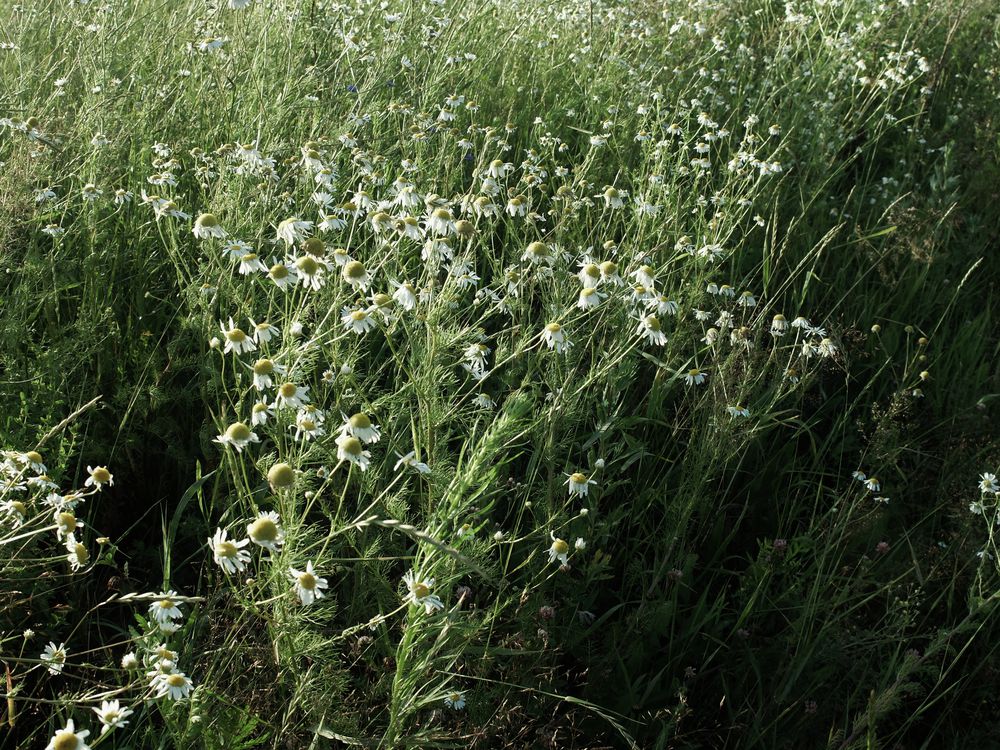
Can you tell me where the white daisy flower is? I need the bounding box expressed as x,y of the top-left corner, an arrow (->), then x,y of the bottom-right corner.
578,262 -> 602,287
276,217 -> 313,246
771,314 -> 788,336
250,358 -> 286,390
251,319 -> 280,345
393,451 -> 431,475
548,533 -> 570,565
341,260 -> 371,291
292,412 -> 325,442
85,465 -> 113,490
443,691 -> 466,710
220,318 -> 256,355
980,473 -> 1000,494
648,295 -> 679,316
154,671 -> 193,701
289,560 -> 328,606
293,254 -> 328,291
44,719 -> 90,750
636,315 -> 667,346
341,306 -> 377,335
207,527 -> 251,574
577,287 -> 604,310
565,472 -> 596,498
274,382 -> 310,410
251,401 -> 274,426
599,260 -> 622,286
522,241 -> 551,265
392,280 -> 418,310
149,591 -> 183,625
267,260 -> 298,290
247,511 -> 285,552
66,537 -> 90,571
683,368 -> 706,386
402,569 -> 444,614
541,323 -> 571,354
54,509 -> 83,542
41,641 -> 68,675
192,212 -> 227,240
93,699 -> 133,734
214,422 -> 260,452
727,405 -> 750,418
335,434 -> 371,471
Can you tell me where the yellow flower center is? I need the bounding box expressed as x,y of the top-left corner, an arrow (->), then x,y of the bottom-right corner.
344,260 -> 366,279
552,539 -> 569,555
268,463 -> 295,488
58,512 -> 76,531
646,317 -> 661,331
26,451 -> 43,464
571,473 -> 587,484
600,261 -> 617,275
300,419 -> 316,431
688,369 -> 701,377
11,501 -> 26,515
226,328 -> 246,343
196,213 -> 218,227
53,731 -> 80,750
278,383 -> 297,398
349,413 -> 371,429
350,310 -> 367,321
298,572 -> 316,590
158,598 -> 175,609
340,437 -> 363,456
216,541 -> 237,558
269,264 -> 289,279
225,423 -> 251,441
412,582 -> 430,599
433,207 -> 452,220
296,256 -> 319,275
253,359 -> 274,375
73,543 -> 89,565
303,237 -> 325,256
526,241 -> 548,256
545,323 -> 561,334
249,518 -> 278,541
166,674 -> 186,687
91,467 -> 111,484
373,293 -> 391,307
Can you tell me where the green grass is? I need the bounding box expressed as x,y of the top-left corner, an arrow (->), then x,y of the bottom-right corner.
1,0 -> 999,747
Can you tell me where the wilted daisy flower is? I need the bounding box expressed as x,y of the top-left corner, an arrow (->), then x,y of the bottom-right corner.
636,315 -> 667,346
980,473 -> 1000,494
247,511 -> 285,552
684,368 -> 706,386
251,320 -> 280,345
251,401 -> 274,426
293,254 -> 328,291
289,560 -> 328,605
207,528 -> 251,574
149,591 -> 183,626
214,422 -> 260,452
293,411 -> 325,442
575,537 -> 587,550
600,186 -> 626,209
120,652 -> 138,670
566,472 -> 596,498
818,338 -> 838,357
66,537 -> 90,571
192,213 -> 227,240
1,499 -> 27,526
267,260 -> 297,290
578,262 -> 602,287
427,206 -> 455,236
392,280 -> 418,310
41,641 -> 68,674
548,533 -> 570,565
155,671 -> 193,701
522,241 -> 551,265
402,569 -> 444,614
335,434 -> 371,471
599,260 -> 622,286
250,358 -> 285,390
394,450 -> 431,475
577,287 -> 604,310
55,509 -> 83,541
444,691 -> 466,710
541,323 -> 571,353
85,465 -> 113,490
44,719 -> 90,750
81,183 -> 102,201
274,382 -> 310,410
93,700 -> 133,735
771,314 -> 788,336
276,217 -> 313,246
220,319 -> 255,355
864,477 -> 881,492
342,260 -> 371,290
341,306 -> 376,335
727,405 -> 750,418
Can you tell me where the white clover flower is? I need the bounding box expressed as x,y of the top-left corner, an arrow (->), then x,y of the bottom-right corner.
207,528 -> 251,574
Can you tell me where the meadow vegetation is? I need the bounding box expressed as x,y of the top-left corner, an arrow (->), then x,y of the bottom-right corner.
1,0 -> 999,747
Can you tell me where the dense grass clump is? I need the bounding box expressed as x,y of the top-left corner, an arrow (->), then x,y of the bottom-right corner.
1,0 -> 999,747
